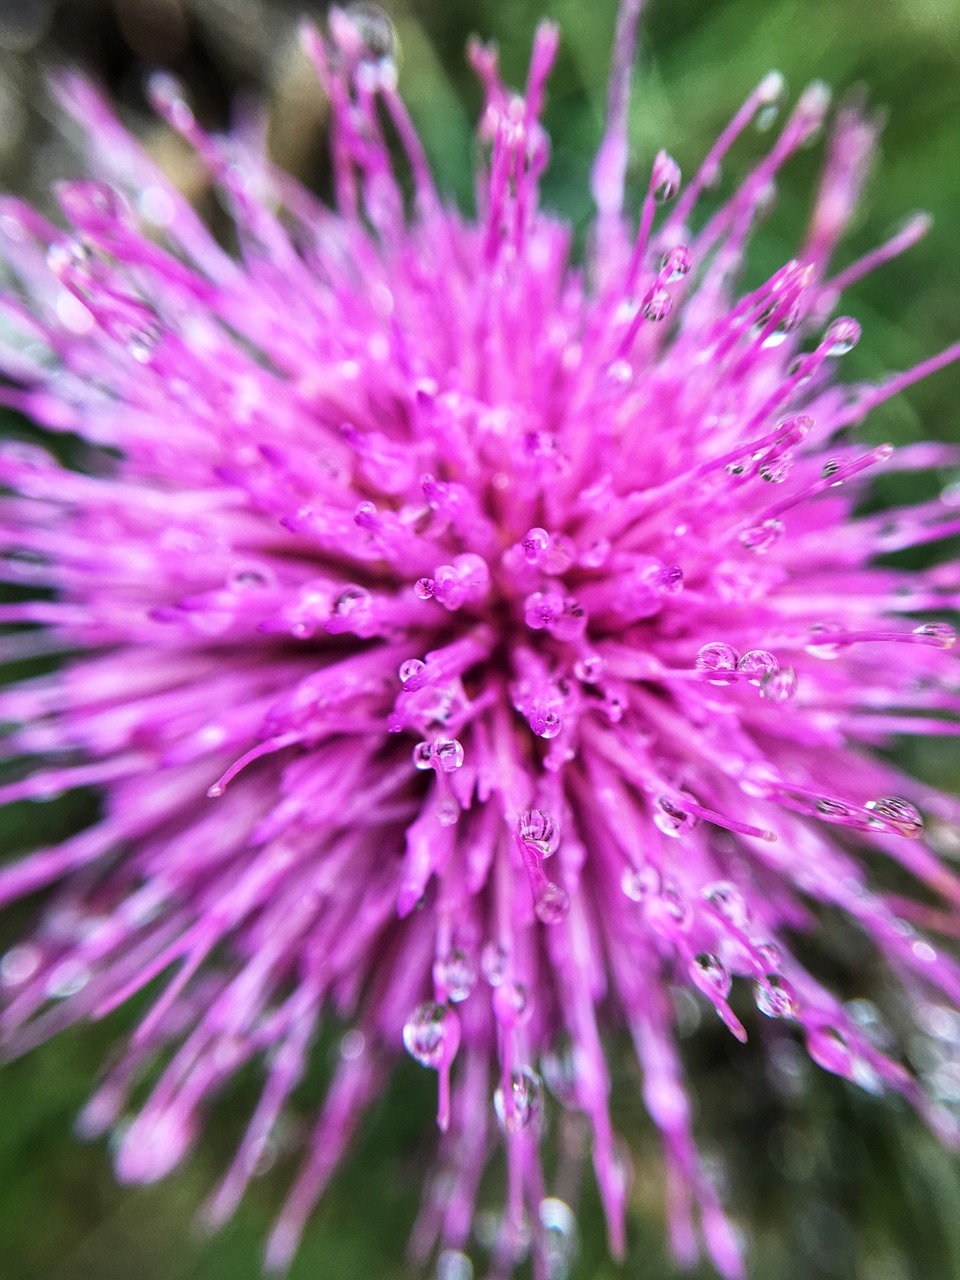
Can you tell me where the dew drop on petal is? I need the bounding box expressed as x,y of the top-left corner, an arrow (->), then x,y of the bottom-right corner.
123,320 -> 163,364
436,1250 -> 474,1280
539,1197 -> 577,1278
777,414 -> 814,446
653,795 -> 697,838
739,518 -> 784,554
702,881 -> 750,930
518,809 -> 560,856
522,527 -> 549,562
602,358 -> 633,387
753,939 -> 783,971
737,649 -> 779,683
433,949 -> 478,1003
414,577 -> 436,600
399,657 -> 426,686
806,1025 -> 852,1075
913,622 -> 956,650
0,943 -> 41,987
695,642 -> 739,684
494,1067 -> 543,1133
865,796 -> 923,836
46,959 -> 91,999
333,585 -> 370,616
642,288 -> 672,322
433,738 -> 465,772
412,741 -> 434,770
46,237 -> 94,280
823,316 -> 861,356
480,941 -> 509,987
805,621 -> 843,659
621,863 -> 660,903
659,245 -> 691,282
436,797 -> 460,826
755,974 -> 799,1019
760,666 -> 798,703
691,952 -> 732,1000
402,1002 -> 459,1068
573,653 -> 604,683
535,882 -> 570,925
758,452 -> 793,483
652,151 -> 681,203
648,879 -> 693,931
492,980 -> 531,1026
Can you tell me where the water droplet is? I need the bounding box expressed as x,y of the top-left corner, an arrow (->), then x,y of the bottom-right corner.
494,1067 -> 543,1132
0,943 -> 41,987
760,666 -> 798,702
147,70 -> 195,131
913,622 -> 956,650
414,577 -> 435,600
412,741 -> 434,770
45,959 -> 90,999
753,939 -> 782,970
535,882 -> 570,925
695,642 -> 740,684
229,565 -> 272,590
402,1002 -> 459,1068
777,414 -> 813,446
602,358 -> 633,387
539,1198 -> 577,1279
340,1029 -> 366,1061
759,300 -> 801,348
57,178 -> 126,227
737,649 -> 779,683
649,879 -> 694,931
46,237 -> 94,280
739,518 -> 784,553
691,952 -> 732,1000
399,658 -> 426,686
865,796 -> 923,836
333,585 -> 370,616
492,980 -> 531,1026
436,797 -> 460,826
519,809 -> 560,856
805,622 -> 843,659
806,1025 -> 851,1075
756,102 -> 780,131
653,796 -> 697,838
522,527 -> 549,563
642,288 -> 672,322
480,941 -> 508,987
755,974 -> 799,1019
579,537 -> 610,568
821,459 -> 843,481
573,653 -> 604,683
758,450 -> 794,482
434,738 -> 465,772
110,317 -> 162,364
436,1250 -> 474,1280
433,949 -> 478,1003
621,863 -> 660,902
702,881 -> 750,929
659,245 -> 691,282
816,797 -> 859,824
823,316 -> 861,356
652,151 -> 681,203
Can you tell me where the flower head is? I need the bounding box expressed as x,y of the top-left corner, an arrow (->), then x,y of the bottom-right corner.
1,3 -> 959,1276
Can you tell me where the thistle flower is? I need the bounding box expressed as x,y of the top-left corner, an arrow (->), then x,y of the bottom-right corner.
1,3 -> 959,1277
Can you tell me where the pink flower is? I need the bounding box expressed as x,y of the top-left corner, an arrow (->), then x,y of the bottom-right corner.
1,3 -> 959,1276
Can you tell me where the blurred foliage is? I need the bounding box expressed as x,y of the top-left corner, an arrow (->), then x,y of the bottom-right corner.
0,0 -> 959,1278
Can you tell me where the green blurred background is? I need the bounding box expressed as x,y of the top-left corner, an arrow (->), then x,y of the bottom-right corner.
0,0 -> 959,1277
